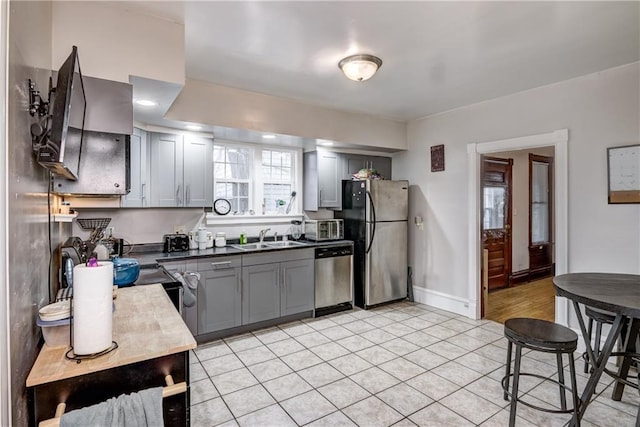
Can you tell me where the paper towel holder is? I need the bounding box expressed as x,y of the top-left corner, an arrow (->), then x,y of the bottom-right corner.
64,298 -> 118,363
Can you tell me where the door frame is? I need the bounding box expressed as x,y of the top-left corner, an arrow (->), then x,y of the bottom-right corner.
467,129 -> 569,326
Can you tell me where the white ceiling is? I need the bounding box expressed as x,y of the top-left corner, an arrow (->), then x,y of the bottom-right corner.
124,1 -> 639,130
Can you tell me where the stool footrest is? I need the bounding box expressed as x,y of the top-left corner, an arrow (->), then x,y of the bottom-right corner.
502,373 -> 580,415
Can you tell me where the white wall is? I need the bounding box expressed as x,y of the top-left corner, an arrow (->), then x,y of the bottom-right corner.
52,1 -> 185,84
393,63 -> 640,311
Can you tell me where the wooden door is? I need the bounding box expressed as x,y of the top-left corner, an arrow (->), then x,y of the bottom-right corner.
482,156 -> 513,290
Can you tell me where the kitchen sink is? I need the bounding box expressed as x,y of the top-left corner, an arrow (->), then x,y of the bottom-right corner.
265,241 -> 307,248
230,241 -> 308,251
230,243 -> 272,251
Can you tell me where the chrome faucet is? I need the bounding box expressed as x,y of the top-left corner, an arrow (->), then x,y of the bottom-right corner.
274,232 -> 278,242
259,228 -> 271,243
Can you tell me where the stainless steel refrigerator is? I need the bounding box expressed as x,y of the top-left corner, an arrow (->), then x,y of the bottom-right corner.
337,180 -> 408,309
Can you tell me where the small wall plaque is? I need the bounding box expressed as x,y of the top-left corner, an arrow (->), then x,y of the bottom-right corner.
430,144 -> 445,172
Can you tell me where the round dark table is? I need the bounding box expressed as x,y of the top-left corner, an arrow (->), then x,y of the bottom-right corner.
554,272 -> 640,425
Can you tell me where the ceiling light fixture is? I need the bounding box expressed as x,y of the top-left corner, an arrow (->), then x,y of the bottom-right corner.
134,99 -> 157,107
338,54 -> 383,82
185,125 -> 202,131
262,134 -> 276,139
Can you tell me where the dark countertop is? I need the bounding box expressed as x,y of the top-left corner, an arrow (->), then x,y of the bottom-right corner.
131,239 -> 354,268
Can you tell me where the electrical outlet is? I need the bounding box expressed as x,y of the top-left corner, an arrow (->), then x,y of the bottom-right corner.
174,225 -> 186,234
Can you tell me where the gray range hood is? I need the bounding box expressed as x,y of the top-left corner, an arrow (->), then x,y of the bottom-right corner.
53,130 -> 130,196
53,75 -> 133,196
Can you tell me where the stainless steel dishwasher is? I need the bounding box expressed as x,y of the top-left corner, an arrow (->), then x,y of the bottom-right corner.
315,244 -> 353,316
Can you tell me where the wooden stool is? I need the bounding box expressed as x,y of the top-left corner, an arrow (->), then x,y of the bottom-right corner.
502,318 -> 580,427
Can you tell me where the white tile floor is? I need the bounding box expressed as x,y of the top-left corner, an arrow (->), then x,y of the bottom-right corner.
188,301 -> 640,426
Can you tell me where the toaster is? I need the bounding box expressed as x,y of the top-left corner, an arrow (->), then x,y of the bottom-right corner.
163,234 -> 190,253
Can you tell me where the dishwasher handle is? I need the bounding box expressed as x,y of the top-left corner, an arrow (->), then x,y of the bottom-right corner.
315,246 -> 354,258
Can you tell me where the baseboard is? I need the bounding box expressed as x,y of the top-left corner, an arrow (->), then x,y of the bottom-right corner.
509,269 -> 530,285
412,286 -> 473,318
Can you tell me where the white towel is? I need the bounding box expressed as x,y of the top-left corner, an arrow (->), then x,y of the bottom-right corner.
60,387 -> 163,427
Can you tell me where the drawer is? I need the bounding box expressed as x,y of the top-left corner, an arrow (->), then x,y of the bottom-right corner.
242,248 -> 314,267
197,256 -> 242,272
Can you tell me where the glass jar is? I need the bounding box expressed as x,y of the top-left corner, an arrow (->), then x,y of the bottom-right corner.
215,232 -> 226,248
290,220 -> 302,240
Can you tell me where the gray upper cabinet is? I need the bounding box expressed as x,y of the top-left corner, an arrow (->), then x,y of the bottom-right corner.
183,135 -> 214,207
121,128 -> 149,207
303,150 -> 342,211
148,132 -> 214,207
150,132 -> 184,207
343,154 -> 392,180
198,257 -> 242,334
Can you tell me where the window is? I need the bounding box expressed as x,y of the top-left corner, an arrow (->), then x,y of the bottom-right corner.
213,146 -> 250,213
530,154 -> 552,245
262,150 -> 293,214
213,142 -> 298,215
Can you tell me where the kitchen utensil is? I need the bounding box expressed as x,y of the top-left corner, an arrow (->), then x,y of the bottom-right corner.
39,300 -> 71,322
290,220 -> 302,240
188,231 -> 198,249
112,257 -> 140,286
286,191 -> 297,214
197,228 -> 207,250
163,234 -> 190,253
215,232 -> 226,248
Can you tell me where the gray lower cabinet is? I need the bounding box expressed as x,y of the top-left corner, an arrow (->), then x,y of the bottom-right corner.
197,257 -> 242,334
281,259 -> 315,316
242,263 -> 280,324
242,249 -> 315,324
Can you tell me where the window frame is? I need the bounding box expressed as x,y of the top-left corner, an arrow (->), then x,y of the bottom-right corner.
212,139 -> 302,216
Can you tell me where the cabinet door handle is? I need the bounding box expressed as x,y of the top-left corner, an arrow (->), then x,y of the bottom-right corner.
211,261 -> 232,269
141,183 -> 146,206
176,185 -> 181,205
280,268 -> 285,294
186,184 -> 190,205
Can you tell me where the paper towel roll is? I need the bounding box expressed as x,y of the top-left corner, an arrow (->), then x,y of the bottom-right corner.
72,261 -> 113,355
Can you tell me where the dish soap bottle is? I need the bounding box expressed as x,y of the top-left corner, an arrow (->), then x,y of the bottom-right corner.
239,231 -> 247,245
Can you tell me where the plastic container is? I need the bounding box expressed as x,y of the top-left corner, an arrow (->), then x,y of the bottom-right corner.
112,257 -> 140,286
215,232 -> 226,248
239,231 -> 248,245
37,316 -> 70,347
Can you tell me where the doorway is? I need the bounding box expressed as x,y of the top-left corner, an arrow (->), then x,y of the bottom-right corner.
467,129 -> 569,325
481,149 -> 555,322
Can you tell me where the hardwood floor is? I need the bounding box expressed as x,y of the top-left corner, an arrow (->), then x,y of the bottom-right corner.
484,276 -> 555,324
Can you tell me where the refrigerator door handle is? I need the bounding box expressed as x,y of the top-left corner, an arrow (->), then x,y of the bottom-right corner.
365,190 -> 376,254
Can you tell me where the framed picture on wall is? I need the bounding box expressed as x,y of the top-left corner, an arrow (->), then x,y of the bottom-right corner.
431,144 -> 445,172
607,144 -> 640,204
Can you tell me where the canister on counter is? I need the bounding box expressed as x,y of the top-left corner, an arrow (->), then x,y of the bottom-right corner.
215,232 -> 226,248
